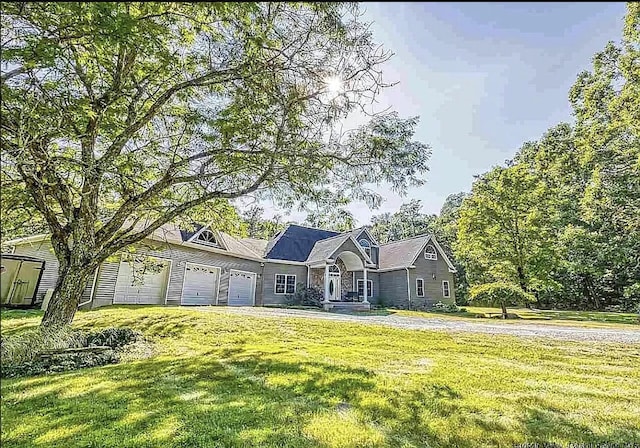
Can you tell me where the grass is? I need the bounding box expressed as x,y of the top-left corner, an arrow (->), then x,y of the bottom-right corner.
1,306 -> 639,448
394,306 -> 640,328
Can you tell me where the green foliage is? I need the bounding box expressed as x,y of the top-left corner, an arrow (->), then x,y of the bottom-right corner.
285,284 -> 324,308
239,205 -> 288,240
85,327 -> 142,349
1,2 -> 431,326
469,282 -> 536,308
1,326 -> 144,378
2,307 -> 638,446
431,301 -> 462,313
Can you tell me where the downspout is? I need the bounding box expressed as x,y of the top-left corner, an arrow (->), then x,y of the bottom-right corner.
306,264 -> 310,288
405,267 -> 411,310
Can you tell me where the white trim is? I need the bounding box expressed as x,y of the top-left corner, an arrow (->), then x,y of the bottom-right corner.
358,239 -> 372,259
429,237 -> 457,273
180,262 -> 221,306
4,234 -> 49,246
228,268 -> 257,306
353,227 -> 379,246
164,259 -> 173,304
356,278 -> 373,299
416,278 -> 425,298
442,280 -> 451,298
274,273 -> 296,295
78,267 -> 100,307
372,265 -> 416,273
405,235 -> 457,273
114,253 -> 172,305
329,236 -> 374,266
424,244 -> 438,260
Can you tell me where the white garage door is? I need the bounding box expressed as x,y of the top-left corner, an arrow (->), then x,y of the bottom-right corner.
181,263 -> 220,305
227,270 -> 256,306
114,256 -> 170,305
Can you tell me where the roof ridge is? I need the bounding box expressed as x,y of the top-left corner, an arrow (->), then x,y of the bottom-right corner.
379,233 -> 432,247
219,231 -> 263,258
288,223 -> 342,234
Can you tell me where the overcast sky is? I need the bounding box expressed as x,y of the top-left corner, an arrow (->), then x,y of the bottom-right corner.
257,1 -> 628,226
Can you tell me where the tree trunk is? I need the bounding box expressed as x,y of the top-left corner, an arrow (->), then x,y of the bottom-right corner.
500,302 -> 508,319
40,263 -> 95,329
516,266 -> 527,291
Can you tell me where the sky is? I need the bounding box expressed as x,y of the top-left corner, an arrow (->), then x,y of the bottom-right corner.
258,1 -> 628,226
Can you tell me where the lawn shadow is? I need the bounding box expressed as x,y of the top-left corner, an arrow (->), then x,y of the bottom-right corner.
1,346 -> 379,447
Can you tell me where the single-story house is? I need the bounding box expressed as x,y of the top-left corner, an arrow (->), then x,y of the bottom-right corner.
4,223 -> 456,311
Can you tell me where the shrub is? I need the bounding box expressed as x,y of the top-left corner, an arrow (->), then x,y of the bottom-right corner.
85,327 -> 142,349
431,301 -> 462,313
469,282 -> 536,319
1,327 -> 147,378
285,284 -> 323,308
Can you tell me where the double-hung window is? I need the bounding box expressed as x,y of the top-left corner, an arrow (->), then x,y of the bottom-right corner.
357,279 -> 373,298
416,278 -> 425,297
275,274 -> 296,294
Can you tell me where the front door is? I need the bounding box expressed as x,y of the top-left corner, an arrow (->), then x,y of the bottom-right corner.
328,273 -> 341,301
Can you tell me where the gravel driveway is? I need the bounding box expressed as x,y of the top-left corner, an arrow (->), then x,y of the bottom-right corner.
202,307 -> 640,344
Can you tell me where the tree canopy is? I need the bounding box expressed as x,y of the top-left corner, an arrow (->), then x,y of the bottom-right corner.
1,2 -> 430,327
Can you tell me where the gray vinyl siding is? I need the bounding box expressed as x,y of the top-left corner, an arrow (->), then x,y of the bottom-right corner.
95,241 -> 263,308
353,271 -> 379,304
261,263 -> 308,305
12,241 -> 93,304
329,238 -> 365,263
409,243 -> 456,309
378,269 -> 411,308
353,231 -> 378,266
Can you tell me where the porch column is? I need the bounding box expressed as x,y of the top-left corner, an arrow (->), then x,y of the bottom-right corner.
323,263 -> 330,303
363,268 -> 369,303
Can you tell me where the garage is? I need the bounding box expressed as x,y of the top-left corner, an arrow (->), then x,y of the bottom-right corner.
227,269 -> 256,306
181,263 -> 220,305
114,256 -> 170,305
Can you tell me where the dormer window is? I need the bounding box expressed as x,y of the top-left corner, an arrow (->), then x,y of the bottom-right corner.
424,244 -> 437,260
196,229 -> 218,247
359,239 -> 371,258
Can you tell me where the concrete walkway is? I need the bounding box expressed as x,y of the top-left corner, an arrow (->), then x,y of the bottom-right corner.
201,307 -> 640,344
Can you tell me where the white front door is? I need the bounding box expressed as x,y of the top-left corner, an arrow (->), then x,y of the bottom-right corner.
181,263 -> 220,305
114,257 -> 170,305
227,270 -> 256,306
328,273 -> 341,301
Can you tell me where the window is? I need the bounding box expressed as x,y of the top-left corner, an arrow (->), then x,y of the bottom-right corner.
357,279 -> 373,298
275,274 -> 296,294
424,244 -> 437,260
416,278 -> 424,297
196,229 -> 218,246
442,280 -> 450,298
359,239 -> 371,258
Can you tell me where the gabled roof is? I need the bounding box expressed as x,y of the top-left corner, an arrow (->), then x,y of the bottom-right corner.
239,238 -> 269,257
378,234 -> 457,272
347,227 -> 379,246
378,235 -> 432,270
305,233 -> 351,264
265,224 -> 340,262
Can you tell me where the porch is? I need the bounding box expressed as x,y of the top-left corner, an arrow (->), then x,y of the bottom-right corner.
308,249 -> 373,311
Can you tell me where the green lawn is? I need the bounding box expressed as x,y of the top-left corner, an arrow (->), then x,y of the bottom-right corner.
2,306 -> 639,447
395,306 -> 640,328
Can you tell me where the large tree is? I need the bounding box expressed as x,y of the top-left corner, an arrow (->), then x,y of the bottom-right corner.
455,164 -> 559,294
1,2 -> 430,327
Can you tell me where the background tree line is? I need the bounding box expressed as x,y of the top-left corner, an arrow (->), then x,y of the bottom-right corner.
240,4 -> 639,312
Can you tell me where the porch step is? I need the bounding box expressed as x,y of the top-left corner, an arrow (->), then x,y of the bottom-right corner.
323,301 -> 371,312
